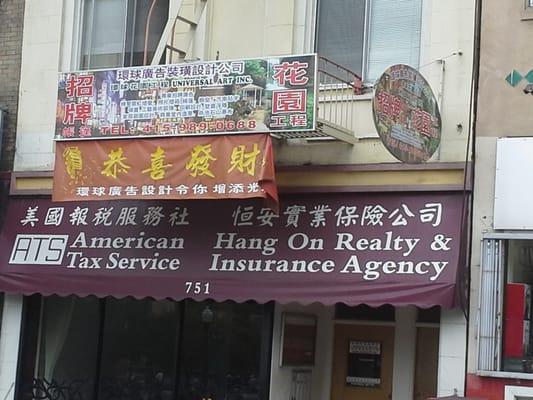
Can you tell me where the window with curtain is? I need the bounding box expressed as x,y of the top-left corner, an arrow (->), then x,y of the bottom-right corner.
80,0 -> 169,70
19,296 -> 273,400
316,0 -> 423,83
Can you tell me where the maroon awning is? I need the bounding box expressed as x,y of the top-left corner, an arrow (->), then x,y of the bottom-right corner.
0,192 -> 466,308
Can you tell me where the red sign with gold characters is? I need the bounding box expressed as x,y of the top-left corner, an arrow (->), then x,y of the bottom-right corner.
53,134 -> 277,205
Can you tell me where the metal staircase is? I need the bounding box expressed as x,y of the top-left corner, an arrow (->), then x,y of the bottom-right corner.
151,0 -> 208,66
150,1 -> 366,145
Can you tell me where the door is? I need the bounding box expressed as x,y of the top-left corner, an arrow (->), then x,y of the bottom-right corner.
331,324 -> 394,400
413,327 -> 439,400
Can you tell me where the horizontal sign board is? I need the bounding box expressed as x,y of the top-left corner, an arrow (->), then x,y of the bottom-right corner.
56,54 -> 317,140
0,192 -> 464,308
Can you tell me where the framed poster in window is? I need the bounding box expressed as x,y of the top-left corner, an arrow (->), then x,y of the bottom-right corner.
280,313 -> 317,366
346,340 -> 382,388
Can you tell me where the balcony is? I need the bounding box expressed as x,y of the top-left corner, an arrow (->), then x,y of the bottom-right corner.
162,48 -> 365,145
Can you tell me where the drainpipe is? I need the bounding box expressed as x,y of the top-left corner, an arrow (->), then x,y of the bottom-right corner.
143,0 -> 158,65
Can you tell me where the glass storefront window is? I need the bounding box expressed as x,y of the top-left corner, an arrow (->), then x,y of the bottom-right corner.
19,296 -> 272,400
179,301 -> 269,400
36,296 -> 100,400
98,298 -> 180,400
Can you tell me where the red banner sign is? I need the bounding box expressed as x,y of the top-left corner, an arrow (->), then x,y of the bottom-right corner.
53,134 -> 277,205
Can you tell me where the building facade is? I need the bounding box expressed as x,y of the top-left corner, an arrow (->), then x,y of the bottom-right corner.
0,0 -> 24,171
0,1 -> 26,399
0,1 -> 476,400
466,0 -> 533,399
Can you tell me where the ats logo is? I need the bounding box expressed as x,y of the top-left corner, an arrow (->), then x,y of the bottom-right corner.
9,235 -> 69,265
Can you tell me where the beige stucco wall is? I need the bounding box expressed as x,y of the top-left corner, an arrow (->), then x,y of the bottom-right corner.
9,0 -> 474,395
206,0 -> 476,165
271,304 -> 466,399
14,0 -> 63,171
14,0 -> 476,171
467,138 -> 497,375
477,1 -> 533,137
467,0 -> 533,375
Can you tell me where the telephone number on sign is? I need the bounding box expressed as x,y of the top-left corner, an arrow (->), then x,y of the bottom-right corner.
143,119 -> 257,134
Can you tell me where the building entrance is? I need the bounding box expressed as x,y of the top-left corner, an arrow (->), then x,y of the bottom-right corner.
330,323 -> 394,400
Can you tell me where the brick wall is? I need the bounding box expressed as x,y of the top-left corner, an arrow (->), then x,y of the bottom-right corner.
0,0 -> 24,171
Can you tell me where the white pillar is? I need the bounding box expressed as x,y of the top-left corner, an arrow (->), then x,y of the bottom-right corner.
392,306 -> 417,400
269,303 -> 334,400
437,308 -> 467,396
0,294 -> 24,400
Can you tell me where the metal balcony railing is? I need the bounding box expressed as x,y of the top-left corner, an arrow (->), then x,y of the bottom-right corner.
314,55 -> 364,144
273,55 -> 364,144
160,49 -> 365,144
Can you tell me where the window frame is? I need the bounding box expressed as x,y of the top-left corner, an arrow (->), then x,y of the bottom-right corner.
314,0 -> 368,80
80,0 -> 130,70
76,0 -> 170,70
522,0 -> 533,20
477,234 -> 533,377
505,384 -> 533,399
16,296 -> 274,400
315,0 -> 423,85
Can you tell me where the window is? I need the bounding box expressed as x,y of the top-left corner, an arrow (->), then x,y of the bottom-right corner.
478,238 -> 533,374
80,0 -> 169,70
335,303 -> 395,321
316,0 -> 422,82
505,385 -> 533,399
522,0 -> 533,20
19,296 -> 273,400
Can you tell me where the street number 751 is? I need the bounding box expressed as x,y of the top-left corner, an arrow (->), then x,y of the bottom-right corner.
185,281 -> 211,295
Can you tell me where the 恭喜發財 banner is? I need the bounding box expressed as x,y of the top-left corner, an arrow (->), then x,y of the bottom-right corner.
56,54 -> 316,140
53,133 -> 277,205
0,192 -> 465,308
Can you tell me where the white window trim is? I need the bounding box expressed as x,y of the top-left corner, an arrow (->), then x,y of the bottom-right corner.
60,0 -> 84,71
477,238 -> 505,372
505,385 -> 533,399
315,0 -> 423,83
361,0 -> 371,82
69,0 -> 174,70
522,0 -> 533,20
298,0 -> 317,54
478,370 -> 533,381
478,233 -> 533,376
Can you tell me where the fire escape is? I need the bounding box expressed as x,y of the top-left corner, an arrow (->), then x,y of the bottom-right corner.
150,0 -> 363,145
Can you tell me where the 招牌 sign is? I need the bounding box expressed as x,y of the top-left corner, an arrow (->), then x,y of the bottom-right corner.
372,64 -> 441,163
56,54 -> 317,140
0,192 -> 464,308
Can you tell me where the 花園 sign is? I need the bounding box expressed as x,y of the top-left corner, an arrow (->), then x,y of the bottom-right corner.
372,64 -> 441,163
55,54 -> 316,140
